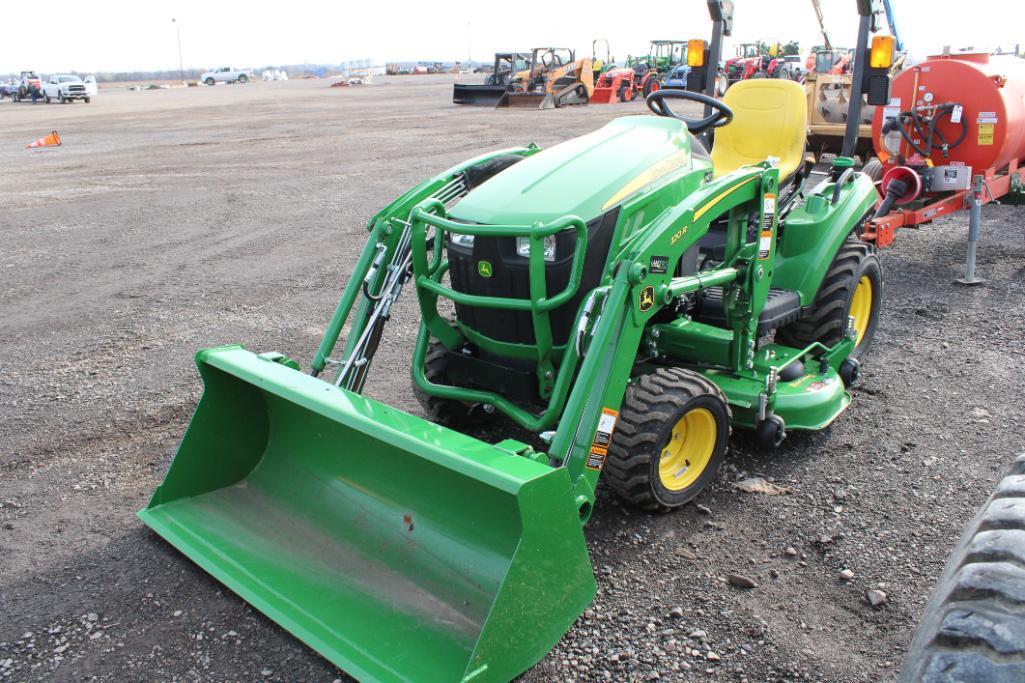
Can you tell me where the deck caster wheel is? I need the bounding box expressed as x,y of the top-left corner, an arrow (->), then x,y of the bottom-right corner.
755,415 -> 786,450
839,358 -> 861,388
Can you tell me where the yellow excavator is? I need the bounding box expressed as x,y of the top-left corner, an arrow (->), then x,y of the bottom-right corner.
496,47 -> 594,109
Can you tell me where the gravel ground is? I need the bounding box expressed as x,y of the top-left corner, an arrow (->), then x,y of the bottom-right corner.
1,76 -> 1023,682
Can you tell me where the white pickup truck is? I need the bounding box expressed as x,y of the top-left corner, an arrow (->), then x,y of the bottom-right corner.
200,67 -> 253,85
43,75 -> 92,103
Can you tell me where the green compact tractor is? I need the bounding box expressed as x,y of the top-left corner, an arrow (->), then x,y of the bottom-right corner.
140,78 -> 881,682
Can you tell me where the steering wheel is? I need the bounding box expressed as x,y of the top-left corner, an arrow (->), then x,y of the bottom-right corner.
646,89 -> 734,134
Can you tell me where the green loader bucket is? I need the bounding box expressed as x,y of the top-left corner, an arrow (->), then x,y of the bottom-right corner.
139,345 -> 595,683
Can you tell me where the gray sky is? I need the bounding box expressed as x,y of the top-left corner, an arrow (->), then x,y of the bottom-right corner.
3,0 -> 1022,74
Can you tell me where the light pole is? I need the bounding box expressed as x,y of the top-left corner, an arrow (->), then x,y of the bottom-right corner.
171,18 -> 185,82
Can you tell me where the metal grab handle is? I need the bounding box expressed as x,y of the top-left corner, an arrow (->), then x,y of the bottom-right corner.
831,168 -> 856,205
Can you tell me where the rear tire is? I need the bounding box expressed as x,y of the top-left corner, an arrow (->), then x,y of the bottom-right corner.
775,67 -> 790,80
778,238 -> 881,361
606,368 -> 731,511
413,340 -> 486,429
899,453 -> 1025,683
238,74 -> 248,83
44,93 -> 50,103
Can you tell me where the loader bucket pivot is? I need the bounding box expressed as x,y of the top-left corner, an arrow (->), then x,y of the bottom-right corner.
139,346 -> 595,683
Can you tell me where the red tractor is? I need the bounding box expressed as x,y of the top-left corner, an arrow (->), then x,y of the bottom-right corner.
590,53 -> 663,104
726,42 -> 803,84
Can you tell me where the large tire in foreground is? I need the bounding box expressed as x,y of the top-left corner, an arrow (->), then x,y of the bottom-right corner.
900,453 -> 1025,683
778,238 -> 881,360
412,340 -> 486,429
606,368 -> 731,511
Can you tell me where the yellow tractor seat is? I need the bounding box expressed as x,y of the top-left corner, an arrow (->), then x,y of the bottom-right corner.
710,79 -> 807,179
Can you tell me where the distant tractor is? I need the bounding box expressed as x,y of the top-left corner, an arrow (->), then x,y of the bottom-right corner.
726,42 -> 803,85
590,66 -> 640,103
453,52 -> 532,106
15,71 -> 42,101
626,40 -> 690,95
495,47 -> 594,109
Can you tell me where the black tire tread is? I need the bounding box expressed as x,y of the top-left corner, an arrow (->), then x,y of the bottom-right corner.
900,453 -> 1025,683
605,368 -> 730,512
777,238 -> 878,357
412,341 -> 482,428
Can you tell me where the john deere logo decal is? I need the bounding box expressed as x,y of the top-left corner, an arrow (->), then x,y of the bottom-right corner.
477,260 -> 493,278
639,285 -> 655,312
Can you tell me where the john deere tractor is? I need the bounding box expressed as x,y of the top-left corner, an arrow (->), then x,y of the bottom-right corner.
140,5 -> 885,683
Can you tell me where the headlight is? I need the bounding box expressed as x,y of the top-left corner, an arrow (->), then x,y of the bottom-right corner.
449,234 -> 475,248
516,235 -> 556,261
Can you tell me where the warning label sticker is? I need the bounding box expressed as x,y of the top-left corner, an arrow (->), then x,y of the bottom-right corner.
978,123 -> 995,146
586,408 -> 619,470
758,231 -> 773,259
757,193 -> 776,260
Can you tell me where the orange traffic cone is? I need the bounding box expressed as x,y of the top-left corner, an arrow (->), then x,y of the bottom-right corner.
27,131 -> 61,149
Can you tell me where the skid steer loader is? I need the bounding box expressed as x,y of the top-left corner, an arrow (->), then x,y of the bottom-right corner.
495,47 -> 593,109
141,6 -> 885,682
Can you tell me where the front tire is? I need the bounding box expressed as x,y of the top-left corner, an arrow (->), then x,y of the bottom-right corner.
57,91 -> 64,103
606,368 -> 731,511
205,77 -> 215,86
412,340 -> 486,429
778,238 -> 881,361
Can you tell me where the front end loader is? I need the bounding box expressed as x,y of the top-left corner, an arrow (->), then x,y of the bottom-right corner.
495,47 -> 593,109
453,52 -> 531,106
141,7 -> 885,682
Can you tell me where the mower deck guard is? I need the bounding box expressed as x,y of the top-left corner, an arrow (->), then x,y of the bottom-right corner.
139,345 -> 595,683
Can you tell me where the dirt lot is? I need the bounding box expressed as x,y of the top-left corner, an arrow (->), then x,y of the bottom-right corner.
1,76 -> 1023,682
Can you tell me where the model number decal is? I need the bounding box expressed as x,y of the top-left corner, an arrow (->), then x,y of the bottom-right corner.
670,226 -> 689,245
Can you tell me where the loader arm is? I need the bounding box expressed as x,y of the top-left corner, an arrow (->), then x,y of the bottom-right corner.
311,144 -> 542,385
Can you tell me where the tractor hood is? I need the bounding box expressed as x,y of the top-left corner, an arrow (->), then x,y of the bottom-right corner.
450,116 -> 706,225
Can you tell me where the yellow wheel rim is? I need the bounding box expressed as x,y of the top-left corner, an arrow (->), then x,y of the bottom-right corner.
849,275 -> 873,345
658,408 -> 717,492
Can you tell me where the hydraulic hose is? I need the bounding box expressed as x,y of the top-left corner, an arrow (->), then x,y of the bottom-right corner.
884,103 -> 967,159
